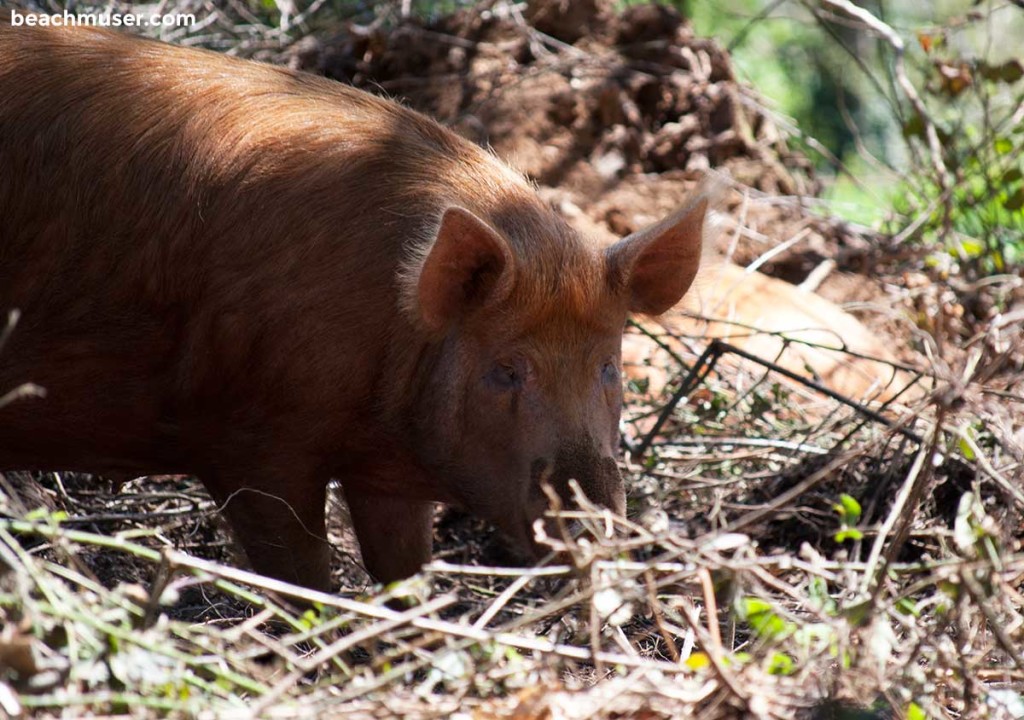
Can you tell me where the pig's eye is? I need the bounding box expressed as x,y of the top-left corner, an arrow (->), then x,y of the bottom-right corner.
601,360 -> 619,385
487,363 -> 521,391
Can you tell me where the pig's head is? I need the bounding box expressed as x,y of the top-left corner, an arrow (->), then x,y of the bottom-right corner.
401,192 -> 708,560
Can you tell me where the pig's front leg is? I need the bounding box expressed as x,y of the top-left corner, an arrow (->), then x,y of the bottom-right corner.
203,471 -> 332,591
343,487 -> 433,583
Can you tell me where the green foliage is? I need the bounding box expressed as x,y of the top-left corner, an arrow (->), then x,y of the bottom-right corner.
23,507 -> 69,524
894,597 -> 920,618
766,651 -> 795,675
832,493 -> 863,543
833,494 -> 861,524
895,72 -> 1024,275
807,576 -> 838,615
679,0 -> 1024,274
685,0 -> 900,173
833,527 -> 863,543
735,597 -> 797,640
906,701 -> 928,720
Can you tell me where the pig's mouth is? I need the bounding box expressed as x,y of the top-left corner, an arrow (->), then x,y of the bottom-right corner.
481,513 -> 566,568
489,509 -> 597,570
463,445 -> 626,567
504,451 -> 626,564
527,446 -> 626,513
473,469 -> 568,566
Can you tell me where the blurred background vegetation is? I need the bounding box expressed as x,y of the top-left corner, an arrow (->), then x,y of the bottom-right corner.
675,0 -> 1024,275
323,0 -> 1024,276
64,0 -> 1023,276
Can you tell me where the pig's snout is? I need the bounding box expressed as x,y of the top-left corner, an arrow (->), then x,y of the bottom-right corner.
540,439 -> 626,514
517,439 -> 625,560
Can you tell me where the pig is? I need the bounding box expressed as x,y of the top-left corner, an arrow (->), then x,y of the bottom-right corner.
0,11 -> 709,590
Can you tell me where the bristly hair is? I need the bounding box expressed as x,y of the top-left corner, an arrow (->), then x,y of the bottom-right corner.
395,177 -> 611,334
397,172 -> 728,334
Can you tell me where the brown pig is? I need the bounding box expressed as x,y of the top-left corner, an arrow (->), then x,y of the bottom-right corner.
0,12 -> 709,590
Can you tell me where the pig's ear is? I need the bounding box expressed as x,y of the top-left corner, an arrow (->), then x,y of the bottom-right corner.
413,206 -> 514,332
605,194 -> 709,316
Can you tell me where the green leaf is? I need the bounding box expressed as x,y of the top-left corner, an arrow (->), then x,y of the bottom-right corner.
1004,188 -> 1024,211
740,597 -> 773,616
738,597 -> 795,640
902,115 -> 925,139
957,238 -> 986,258
1004,168 -> 1024,184
767,652 -> 795,676
728,651 -> 753,665
23,508 -> 68,523
958,435 -> 976,461
807,576 -> 838,615
834,528 -> 864,543
834,494 -> 862,524
906,701 -> 928,720
994,137 -> 1014,155
954,492 -> 985,553
999,59 -> 1024,83
895,597 -> 920,617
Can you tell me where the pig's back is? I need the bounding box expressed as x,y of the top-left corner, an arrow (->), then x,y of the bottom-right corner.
0,16 -> 492,305
0,16 -> 532,472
